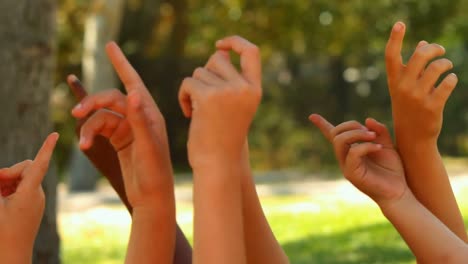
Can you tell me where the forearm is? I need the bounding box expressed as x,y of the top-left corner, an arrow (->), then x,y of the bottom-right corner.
83,137 -> 193,263
2,249 -> 31,264
82,135 -> 132,211
396,135 -> 467,241
381,191 -> 468,263
193,165 -> 246,264
125,204 -> 176,264
240,145 -> 289,264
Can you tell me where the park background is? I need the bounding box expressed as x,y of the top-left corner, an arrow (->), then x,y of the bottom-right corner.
1,0 -> 468,263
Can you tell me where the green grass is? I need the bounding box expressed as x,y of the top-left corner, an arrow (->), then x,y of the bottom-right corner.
61,192 -> 468,264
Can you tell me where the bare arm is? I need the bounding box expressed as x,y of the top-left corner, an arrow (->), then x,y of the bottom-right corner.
385,22 -> 467,241
381,190 -> 468,263
192,164 -> 246,264
311,114 -> 468,263
213,36 -> 289,263
68,46 -> 192,263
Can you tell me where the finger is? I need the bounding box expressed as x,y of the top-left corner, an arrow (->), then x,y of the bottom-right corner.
105,42 -> 146,93
419,58 -> 453,94
126,91 -> 156,154
79,110 -> 123,150
216,36 -> 262,89
406,43 -> 446,80
385,22 -> 406,81
331,120 -> 368,139
415,41 -> 428,78
308,114 -> 335,142
19,133 -> 59,192
67,74 -> 88,101
192,67 -> 224,86
432,73 -> 458,107
205,51 -> 242,81
71,89 -> 127,118
0,160 -> 33,180
416,40 -> 428,49
346,143 -> 383,181
333,129 -> 377,166
178,77 -> 206,118
365,118 -> 394,146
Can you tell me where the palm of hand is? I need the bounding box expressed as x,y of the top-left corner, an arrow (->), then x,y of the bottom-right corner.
350,143 -> 406,204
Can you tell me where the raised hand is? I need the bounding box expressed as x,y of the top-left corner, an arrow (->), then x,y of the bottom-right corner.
179,36 -> 263,264
67,75 -> 129,209
310,114 -> 406,205
385,21 -> 467,242
385,21 -> 457,143
70,42 -> 175,263
0,133 -> 58,263
179,37 -> 262,168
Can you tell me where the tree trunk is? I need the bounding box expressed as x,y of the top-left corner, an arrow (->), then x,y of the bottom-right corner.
0,0 -> 60,263
68,0 -> 124,192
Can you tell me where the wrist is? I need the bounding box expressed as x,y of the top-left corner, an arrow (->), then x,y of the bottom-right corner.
378,188 -> 417,218
394,126 -> 438,148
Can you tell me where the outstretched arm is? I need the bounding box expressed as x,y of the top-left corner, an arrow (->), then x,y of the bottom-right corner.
385,22 -> 467,242
215,36 -> 289,264
68,76 -> 192,264
73,43 -> 176,263
310,114 -> 468,263
185,36 -> 288,263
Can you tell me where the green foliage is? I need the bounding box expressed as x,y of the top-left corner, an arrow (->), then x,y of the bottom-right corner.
55,0 -> 468,175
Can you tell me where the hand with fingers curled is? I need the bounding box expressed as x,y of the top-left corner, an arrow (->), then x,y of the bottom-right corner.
69,42 -> 175,264
179,36 -> 262,168
385,22 -> 468,243
0,133 -> 59,264
385,21 -> 458,143
180,36 -> 266,264
309,114 -> 407,207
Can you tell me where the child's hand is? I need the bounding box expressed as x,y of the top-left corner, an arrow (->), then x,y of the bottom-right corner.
310,114 -> 407,206
385,21 -> 457,143
179,36 -> 262,168
67,75 -> 129,208
71,42 -> 174,210
0,133 -> 58,263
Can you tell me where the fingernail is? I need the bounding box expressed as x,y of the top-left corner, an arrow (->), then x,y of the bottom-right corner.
367,131 -> 376,136
437,44 -> 446,52
394,22 -> 403,32
73,103 -> 83,111
79,136 -> 87,147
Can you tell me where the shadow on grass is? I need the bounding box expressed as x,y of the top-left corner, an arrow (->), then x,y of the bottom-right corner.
283,222 -> 414,264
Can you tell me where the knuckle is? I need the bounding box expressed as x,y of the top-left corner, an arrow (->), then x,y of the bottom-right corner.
193,67 -> 204,78
109,89 -> 122,99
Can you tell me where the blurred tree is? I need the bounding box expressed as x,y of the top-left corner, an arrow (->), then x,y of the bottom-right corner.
0,0 -> 60,263
55,0 -> 468,175
68,0 -> 125,192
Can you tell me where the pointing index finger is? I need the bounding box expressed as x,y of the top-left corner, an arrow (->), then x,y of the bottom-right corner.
216,36 -> 262,88
20,133 -> 59,192
105,41 -> 145,93
309,114 -> 335,142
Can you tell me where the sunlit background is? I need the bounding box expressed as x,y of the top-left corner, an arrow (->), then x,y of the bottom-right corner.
14,0 -> 468,263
